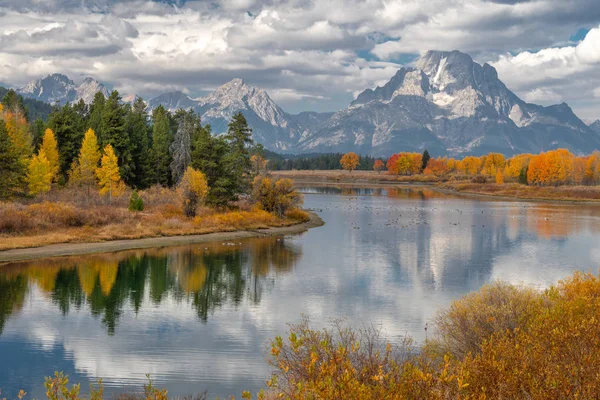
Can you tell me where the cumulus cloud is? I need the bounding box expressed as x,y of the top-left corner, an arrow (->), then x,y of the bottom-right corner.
0,0 -> 599,117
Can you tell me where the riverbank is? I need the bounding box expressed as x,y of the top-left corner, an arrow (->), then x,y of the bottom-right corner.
272,170 -> 600,203
0,211 -> 323,263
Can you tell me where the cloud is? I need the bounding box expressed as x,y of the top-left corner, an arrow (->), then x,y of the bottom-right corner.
0,0 -> 598,117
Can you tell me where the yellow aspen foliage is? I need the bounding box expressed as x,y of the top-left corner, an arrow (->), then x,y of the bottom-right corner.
27,149 -> 53,196
179,166 -> 209,217
3,110 -> 32,167
96,144 -> 125,200
40,128 -> 60,182
250,154 -> 267,175
458,156 -> 482,176
73,129 -> 101,189
505,154 -> 531,179
481,153 -> 506,176
340,152 -> 360,172
496,169 -> 504,185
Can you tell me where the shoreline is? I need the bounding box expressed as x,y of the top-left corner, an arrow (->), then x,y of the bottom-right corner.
0,211 -> 324,264
273,173 -> 600,205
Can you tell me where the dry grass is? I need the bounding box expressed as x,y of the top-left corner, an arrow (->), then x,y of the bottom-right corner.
442,181 -> 600,202
0,186 -> 309,251
272,170 -> 441,184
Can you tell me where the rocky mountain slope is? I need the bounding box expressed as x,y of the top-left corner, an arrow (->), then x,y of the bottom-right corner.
13,51 -> 600,156
18,74 -> 109,105
296,50 -> 600,156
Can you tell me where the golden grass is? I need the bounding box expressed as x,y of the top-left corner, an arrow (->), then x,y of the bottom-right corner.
442,181 -> 600,202
0,190 -> 309,252
272,169 -> 440,183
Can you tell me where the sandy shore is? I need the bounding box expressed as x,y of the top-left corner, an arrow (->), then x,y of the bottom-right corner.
0,212 -> 324,263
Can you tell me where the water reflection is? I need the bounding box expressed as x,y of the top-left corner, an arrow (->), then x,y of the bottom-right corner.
1,188 -> 600,398
0,237 -> 301,335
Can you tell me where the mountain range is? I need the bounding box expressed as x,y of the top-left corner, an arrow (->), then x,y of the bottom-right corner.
12,50 -> 600,157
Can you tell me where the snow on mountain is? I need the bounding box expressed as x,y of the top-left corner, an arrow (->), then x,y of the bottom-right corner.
297,50 -> 600,156
13,54 -> 600,156
17,74 -> 108,105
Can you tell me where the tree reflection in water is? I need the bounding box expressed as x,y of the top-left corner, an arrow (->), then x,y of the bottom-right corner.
0,236 -> 302,335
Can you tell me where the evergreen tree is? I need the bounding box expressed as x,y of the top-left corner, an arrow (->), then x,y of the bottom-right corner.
2,89 -> 29,121
223,112 -> 253,199
151,105 -> 174,187
101,91 -> 132,182
40,128 -> 60,182
190,124 -> 231,206
126,97 -> 152,188
27,149 -> 53,196
0,119 -> 25,199
30,119 -> 46,150
422,149 -> 431,172
169,109 -> 200,185
88,92 -> 106,143
48,103 -> 85,178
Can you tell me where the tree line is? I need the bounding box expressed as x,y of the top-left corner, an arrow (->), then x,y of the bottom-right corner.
0,89 -> 266,206
269,152 -> 376,171
335,149 -> 600,186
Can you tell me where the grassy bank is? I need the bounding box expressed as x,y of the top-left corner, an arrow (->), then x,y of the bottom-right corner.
440,181 -> 600,202
0,186 -> 310,252
272,170 -> 600,202
6,271 -> 600,399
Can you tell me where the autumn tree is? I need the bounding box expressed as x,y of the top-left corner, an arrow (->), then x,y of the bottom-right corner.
27,149 -> 53,196
96,144 -> 125,202
251,154 -> 267,176
496,169 -> 504,185
2,101 -> 32,168
71,129 -> 102,199
178,166 -> 209,217
481,153 -> 506,176
340,152 -> 360,173
387,152 -> 422,175
373,159 -> 385,174
252,176 -> 303,217
424,157 -> 450,176
458,156 -> 483,176
505,154 -> 531,180
40,128 -> 59,182
0,118 -> 25,199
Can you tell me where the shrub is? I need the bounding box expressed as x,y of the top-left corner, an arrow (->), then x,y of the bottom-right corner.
178,167 -> 209,217
252,176 -> 303,217
128,190 -> 144,212
471,175 -> 487,184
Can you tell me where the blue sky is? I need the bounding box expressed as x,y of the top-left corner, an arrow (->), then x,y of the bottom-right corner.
0,0 -> 599,120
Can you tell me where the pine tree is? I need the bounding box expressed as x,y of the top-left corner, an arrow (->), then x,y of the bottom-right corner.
48,103 -> 85,178
96,144 -> 124,202
222,112 -> 253,201
0,119 -> 25,199
74,129 -> 102,198
88,92 -> 106,143
422,149 -> 431,172
27,149 -> 53,196
127,97 -> 152,188
30,119 -> 46,150
2,89 -> 29,121
40,128 -> 60,182
151,105 -> 174,187
169,109 -> 200,185
101,91 -> 132,182
191,124 -> 231,206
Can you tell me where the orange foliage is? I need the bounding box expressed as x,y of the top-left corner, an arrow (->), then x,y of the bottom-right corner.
373,159 -> 385,174
424,157 -> 450,176
386,152 -> 422,175
527,149 -> 575,186
340,152 -> 360,172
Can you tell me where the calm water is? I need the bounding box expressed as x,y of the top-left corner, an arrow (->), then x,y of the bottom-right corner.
1,187 -> 600,398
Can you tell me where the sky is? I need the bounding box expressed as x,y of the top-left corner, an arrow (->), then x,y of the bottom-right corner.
0,0 -> 599,121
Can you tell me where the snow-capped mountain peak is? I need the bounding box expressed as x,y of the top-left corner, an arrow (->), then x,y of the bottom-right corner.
18,74 -> 107,105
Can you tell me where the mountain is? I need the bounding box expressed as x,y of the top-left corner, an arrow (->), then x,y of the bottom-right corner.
148,78 -> 307,151
17,74 -> 109,105
297,50 -> 600,156
11,54 -> 600,156
590,120 -> 600,135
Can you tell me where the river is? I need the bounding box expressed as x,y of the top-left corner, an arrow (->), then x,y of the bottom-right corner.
1,186 -> 599,398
